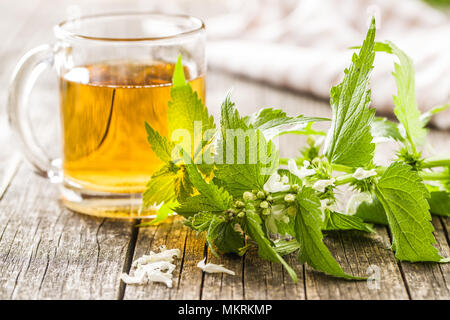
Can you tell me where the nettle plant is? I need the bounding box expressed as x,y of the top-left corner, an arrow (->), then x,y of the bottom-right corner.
141,18 -> 449,281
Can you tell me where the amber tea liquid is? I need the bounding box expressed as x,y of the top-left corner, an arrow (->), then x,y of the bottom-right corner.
59,61 -> 205,215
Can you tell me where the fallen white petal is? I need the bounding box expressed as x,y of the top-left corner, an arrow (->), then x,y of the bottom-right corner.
120,272 -> 146,285
147,270 -> 174,288
197,258 -> 235,275
132,248 -> 181,267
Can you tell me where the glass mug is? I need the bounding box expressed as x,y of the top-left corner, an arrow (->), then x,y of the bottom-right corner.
8,13 -> 206,218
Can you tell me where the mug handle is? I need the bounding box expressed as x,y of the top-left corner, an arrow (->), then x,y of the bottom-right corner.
7,44 -> 61,183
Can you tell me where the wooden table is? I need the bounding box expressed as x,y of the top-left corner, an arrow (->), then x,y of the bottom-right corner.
1,0 -> 449,300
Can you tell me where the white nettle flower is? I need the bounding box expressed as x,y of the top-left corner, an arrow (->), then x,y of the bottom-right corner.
346,192 -> 373,215
312,178 -> 335,193
288,159 -> 316,180
263,172 -> 290,193
320,199 -> 337,213
197,258 -> 235,275
352,168 -> 377,180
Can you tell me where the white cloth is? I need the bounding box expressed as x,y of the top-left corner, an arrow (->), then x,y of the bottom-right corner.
205,0 -> 450,129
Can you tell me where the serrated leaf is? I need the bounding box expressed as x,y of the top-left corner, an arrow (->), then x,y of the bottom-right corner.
137,202 -> 176,227
244,208 -> 298,282
375,41 -> 427,149
374,162 -> 444,262
145,122 -> 175,163
420,103 -> 450,126
324,18 -> 376,167
185,211 -> 214,232
142,166 -> 177,208
295,188 -> 365,279
220,93 -> 248,131
167,59 -> 215,157
174,167 -> 194,202
323,211 -> 375,233
172,55 -> 186,87
175,195 -> 225,217
214,131 -> 279,197
371,117 -> 404,143
208,218 -> 244,255
243,107 -> 329,139
215,96 -> 279,197
184,160 -> 232,211
273,239 -> 300,256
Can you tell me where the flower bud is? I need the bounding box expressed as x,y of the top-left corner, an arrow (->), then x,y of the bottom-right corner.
260,201 -> 269,209
237,211 -> 245,218
243,191 -> 256,201
266,195 -> 273,201
287,206 -> 297,216
235,200 -> 245,208
284,193 -> 295,203
256,191 -> 266,199
262,208 -> 271,215
282,216 -> 290,224
292,184 -> 300,192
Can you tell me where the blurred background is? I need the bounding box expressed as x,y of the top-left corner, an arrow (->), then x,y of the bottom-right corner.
0,0 -> 449,166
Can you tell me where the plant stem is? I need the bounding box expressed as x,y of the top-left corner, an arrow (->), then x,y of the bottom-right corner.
419,171 -> 450,181
422,157 -> 450,169
331,164 -> 354,173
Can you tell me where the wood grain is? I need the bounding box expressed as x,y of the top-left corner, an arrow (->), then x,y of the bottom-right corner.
0,0 -> 449,300
0,165 -> 135,299
304,227 -> 409,300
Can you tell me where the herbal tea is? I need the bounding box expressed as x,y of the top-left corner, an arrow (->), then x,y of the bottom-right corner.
60,61 -> 205,193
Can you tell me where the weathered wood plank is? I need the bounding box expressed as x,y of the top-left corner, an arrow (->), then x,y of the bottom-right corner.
123,217 -> 206,300
200,248 -> 244,300
398,217 -> 450,300
243,245 -> 306,300
0,165 -> 135,299
304,226 -> 409,300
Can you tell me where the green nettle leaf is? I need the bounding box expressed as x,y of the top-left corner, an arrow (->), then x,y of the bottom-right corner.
185,211 -> 214,232
273,239 -> 300,256
374,162 -> 444,262
353,194 -> 389,225
145,122 -> 176,163
220,93 -> 248,131
371,117 -> 405,143
208,218 -> 244,255
244,208 -> 298,282
243,107 -> 329,139
375,42 -> 427,150
184,160 -> 233,211
420,103 -> 450,127
138,202 -> 176,227
167,57 -> 215,156
323,211 -> 375,233
215,96 -> 279,197
295,188 -> 365,279
173,167 -> 194,202
428,191 -> 450,217
324,18 -> 376,167
175,195 -> 226,217
142,166 -> 177,208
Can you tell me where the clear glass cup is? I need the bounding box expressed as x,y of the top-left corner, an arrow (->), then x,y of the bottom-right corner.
7,12 -> 206,219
